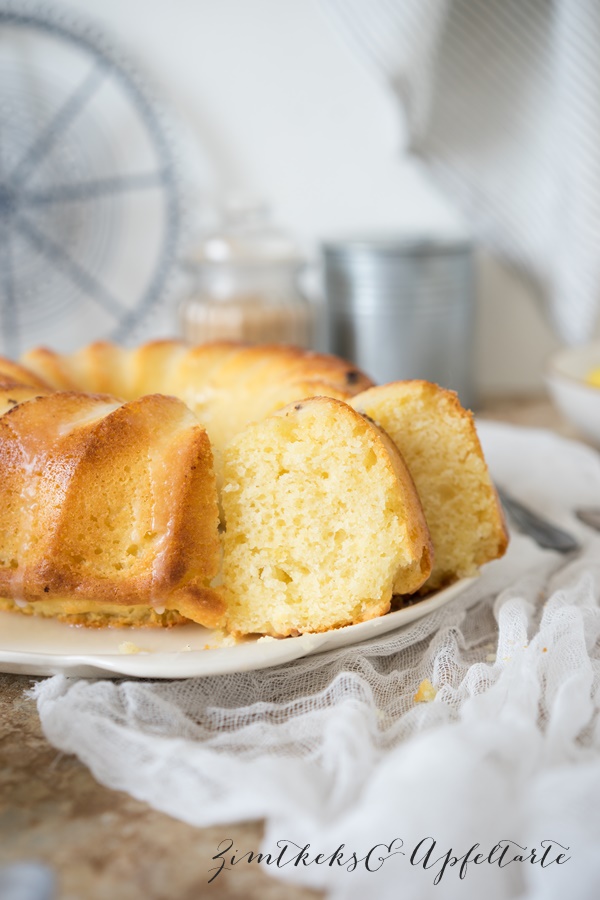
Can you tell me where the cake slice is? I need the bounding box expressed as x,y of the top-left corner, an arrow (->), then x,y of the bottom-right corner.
0,391 -> 224,627
221,397 -> 433,636
350,381 -> 508,591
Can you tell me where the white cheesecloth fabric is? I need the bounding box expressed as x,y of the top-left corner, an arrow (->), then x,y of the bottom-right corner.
33,421 -> 600,899
320,0 -> 600,344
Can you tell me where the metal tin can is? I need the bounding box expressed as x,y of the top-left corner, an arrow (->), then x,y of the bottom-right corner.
322,235 -> 475,408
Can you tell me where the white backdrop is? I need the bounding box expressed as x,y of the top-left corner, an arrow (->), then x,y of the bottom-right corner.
55,0 -> 563,393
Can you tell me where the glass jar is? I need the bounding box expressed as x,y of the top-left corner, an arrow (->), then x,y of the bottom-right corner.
180,201 -> 312,347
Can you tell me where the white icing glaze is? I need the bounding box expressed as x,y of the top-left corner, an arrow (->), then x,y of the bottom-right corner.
56,403 -> 121,436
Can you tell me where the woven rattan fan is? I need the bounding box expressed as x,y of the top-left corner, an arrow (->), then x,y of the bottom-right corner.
0,2 -> 180,356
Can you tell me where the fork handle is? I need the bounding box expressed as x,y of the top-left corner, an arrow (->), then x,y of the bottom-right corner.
496,486 -> 580,553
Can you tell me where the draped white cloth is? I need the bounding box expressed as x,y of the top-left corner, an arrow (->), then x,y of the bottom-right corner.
321,0 -> 600,344
33,422 -> 600,898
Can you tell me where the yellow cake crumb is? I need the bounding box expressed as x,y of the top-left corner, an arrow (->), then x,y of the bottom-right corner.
350,381 -> 507,592
414,678 -> 437,703
221,397 -> 432,637
202,630 -> 240,649
118,641 -> 142,655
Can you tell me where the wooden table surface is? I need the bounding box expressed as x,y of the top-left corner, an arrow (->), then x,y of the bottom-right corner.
0,395 -> 581,900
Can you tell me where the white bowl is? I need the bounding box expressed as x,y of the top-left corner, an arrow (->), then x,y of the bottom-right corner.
545,341 -> 600,446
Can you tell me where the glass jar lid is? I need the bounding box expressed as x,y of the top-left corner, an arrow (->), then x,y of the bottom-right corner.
186,198 -> 303,269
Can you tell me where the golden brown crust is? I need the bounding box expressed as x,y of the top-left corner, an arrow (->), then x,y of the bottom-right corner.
18,347 -> 80,390
19,342 -> 374,495
0,390 -> 224,628
20,340 -> 373,427
0,378 -> 50,417
0,357 -> 52,391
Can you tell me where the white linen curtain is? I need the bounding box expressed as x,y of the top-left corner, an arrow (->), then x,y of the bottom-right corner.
320,0 -> 600,344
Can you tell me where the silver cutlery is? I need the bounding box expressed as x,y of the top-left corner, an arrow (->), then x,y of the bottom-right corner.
496,486 -> 581,553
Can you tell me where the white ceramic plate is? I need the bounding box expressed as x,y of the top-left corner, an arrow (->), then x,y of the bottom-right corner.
0,578 -> 476,679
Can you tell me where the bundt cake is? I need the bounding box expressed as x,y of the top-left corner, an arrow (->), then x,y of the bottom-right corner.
18,340 -> 373,456
0,389 -> 223,627
221,397 -> 433,636
0,340 -> 507,634
350,381 -> 508,591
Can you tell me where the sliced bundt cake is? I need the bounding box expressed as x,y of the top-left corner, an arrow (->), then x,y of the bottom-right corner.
221,397 -> 433,636
350,381 -> 508,591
